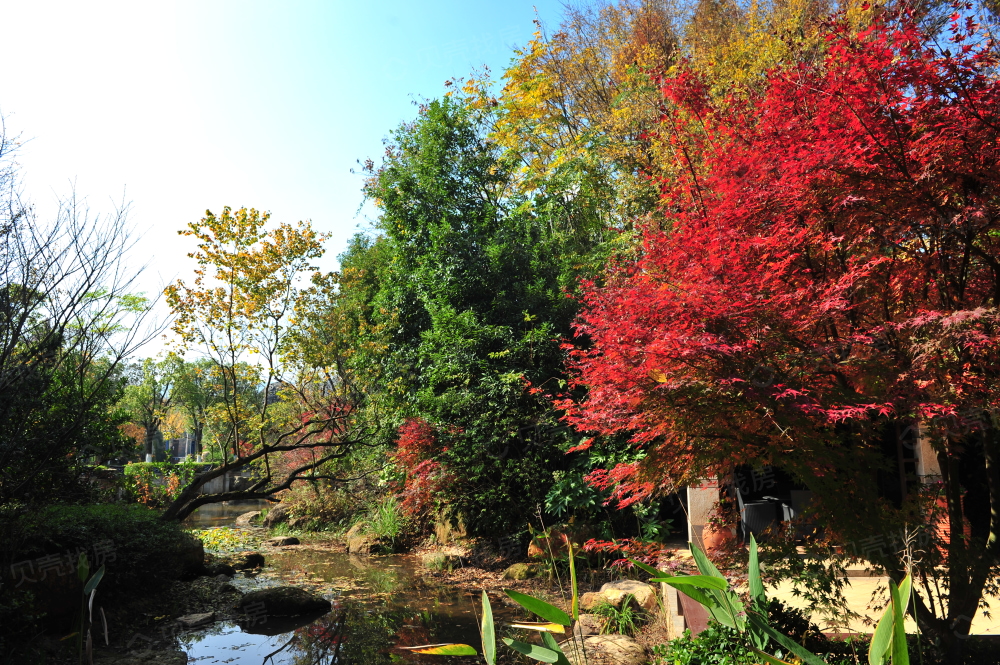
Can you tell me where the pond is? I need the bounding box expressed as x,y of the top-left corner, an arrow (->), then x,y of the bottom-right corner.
182,500 -> 271,528
178,535 -> 528,664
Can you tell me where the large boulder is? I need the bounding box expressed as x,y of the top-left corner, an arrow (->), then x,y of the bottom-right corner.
237,586 -> 330,617
231,552 -> 265,570
262,503 -> 291,528
171,531 -> 206,577
580,580 -> 657,612
421,553 -> 464,571
502,563 -> 538,580
234,511 -> 262,527
561,634 -> 646,665
572,614 -> 603,640
344,522 -> 373,555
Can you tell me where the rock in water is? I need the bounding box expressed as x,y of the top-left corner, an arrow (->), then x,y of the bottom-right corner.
231,552 -> 265,569
344,522 -> 373,555
265,536 -> 300,546
176,612 -> 214,628
234,511 -> 262,527
237,586 -> 331,617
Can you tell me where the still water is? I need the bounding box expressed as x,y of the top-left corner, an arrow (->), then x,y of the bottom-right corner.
182,500 -> 271,528
177,517 -> 524,664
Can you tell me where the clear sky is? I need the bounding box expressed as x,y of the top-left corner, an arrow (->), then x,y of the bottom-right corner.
0,0 -> 566,352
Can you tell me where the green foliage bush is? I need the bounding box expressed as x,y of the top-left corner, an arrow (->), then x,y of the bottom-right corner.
590,594 -> 646,637
365,495 -> 408,546
653,624 -> 756,665
1,503 -> 192,600
122,461 -> 200,508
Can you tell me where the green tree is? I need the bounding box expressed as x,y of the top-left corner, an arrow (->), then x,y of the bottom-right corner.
355,97 -> 609,534
161,207 -> 373,521
120,355 -> 180,460
0,123 -> 156,507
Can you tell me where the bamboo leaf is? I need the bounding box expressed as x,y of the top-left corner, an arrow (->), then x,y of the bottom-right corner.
567,538 -> 579,621
504,589 -> 572,626
502,638 -> 560,663
84,566 -> 105,596
889,576 -> 910,665
869,599 -> 895,664
750,648 -> 797,665
400,643 -> 478,655
748,534 -> 766,606
650,574 -> 730,590
628,558 -> 667,579
77,553 -> 89,584
504,621 -> 567,633
482,591 -> 496,665
541,632 -> 570,665
689,540 -> 726,579
746,612 -> 827,665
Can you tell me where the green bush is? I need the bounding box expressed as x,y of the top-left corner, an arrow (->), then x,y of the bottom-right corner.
366,496 -> 408,545
1,503 -> 192,600
122,461 -> 201,508
653,624 -> 756,665
591,594 -> 646,637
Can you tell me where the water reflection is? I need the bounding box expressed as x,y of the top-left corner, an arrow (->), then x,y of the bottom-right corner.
179,549 -> 513,663
182,500 -> 270,528
180,600 -> 483,664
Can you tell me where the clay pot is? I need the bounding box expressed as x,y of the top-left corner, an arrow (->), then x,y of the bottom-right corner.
702,524 -> 736,551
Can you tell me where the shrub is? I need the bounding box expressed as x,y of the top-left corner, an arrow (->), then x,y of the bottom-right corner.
1,503 -> 192,601
652,624 -> 755,665
590,594 -> 646,636
122,461 -> 200,508
365,495 -> 408,546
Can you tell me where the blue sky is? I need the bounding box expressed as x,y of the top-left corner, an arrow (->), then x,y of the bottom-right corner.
0,0 -> 565,348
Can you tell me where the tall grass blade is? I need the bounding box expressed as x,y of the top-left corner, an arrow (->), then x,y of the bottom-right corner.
566,537 -> 579,621
748,534 -> 766,606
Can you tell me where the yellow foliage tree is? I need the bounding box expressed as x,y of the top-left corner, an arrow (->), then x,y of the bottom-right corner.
161,207 -> 368,521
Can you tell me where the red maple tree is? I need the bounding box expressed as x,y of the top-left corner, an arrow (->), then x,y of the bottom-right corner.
563,9 -> 1000,647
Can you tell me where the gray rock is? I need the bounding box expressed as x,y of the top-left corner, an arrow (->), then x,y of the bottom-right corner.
572,614 -> 603,639
421,553 -> 463,571
237,586 -> 331,617
502,562 -> 537,580
265,536 -> 300,546
172,532 -> 205,576
262,503 -> 291,528
234,511 -> 262,527
176,612 -> 214,628
204,562 -> 236,577
561,634 -> 646,665
344,522 -> 373,555
231,552 -> 265,570
580,579 -> 657,612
